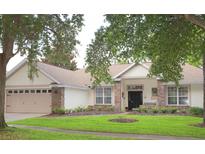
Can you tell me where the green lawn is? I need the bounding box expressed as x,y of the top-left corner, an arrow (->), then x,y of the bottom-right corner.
0,127 -> 126,140
10,114 -> 205,139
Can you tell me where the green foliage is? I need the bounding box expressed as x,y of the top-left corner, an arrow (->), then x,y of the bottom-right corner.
152,108 -> 159,113
52,108 -> 67,114
189,107 -> 204,116
86,15 -> 205,85
86,27 -> 113,85
168,108 -> 178,114
73,106 -> 86,112
159,108 -> 169,113
139,108 -> 148,113
41,52 -> 77,70
0,14 -> 84,78
138,106 -> 178,114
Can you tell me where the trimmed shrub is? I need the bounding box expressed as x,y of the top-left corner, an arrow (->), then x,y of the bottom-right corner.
160,108 -> 169,114
167,108 -> 177,114
73,106 -> 86,112
52,108 -> 66,114
140,108 -> 148,113
189,107 -> 203,116
66,109 -> 73,114
180,108 -> 189,114
152,108 -> 159,114
85,106 -> 94,112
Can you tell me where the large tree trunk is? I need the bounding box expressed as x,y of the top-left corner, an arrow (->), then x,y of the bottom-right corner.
203,52 -> 205,124
0,54 -> 7,128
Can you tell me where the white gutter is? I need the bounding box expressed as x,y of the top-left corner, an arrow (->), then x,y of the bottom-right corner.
50,84 -> 89,90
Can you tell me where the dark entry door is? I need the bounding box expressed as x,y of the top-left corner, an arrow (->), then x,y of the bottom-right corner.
128,91 -> 143,110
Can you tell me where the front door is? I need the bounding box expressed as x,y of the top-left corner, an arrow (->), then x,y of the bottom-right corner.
128,91 -> 143,110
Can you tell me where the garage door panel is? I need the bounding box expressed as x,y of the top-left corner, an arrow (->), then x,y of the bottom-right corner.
6,89 -> 52,113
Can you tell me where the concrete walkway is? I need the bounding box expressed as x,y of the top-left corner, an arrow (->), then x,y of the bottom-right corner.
9,124 -> 200,140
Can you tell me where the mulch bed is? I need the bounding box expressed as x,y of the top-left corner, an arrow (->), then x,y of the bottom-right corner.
191,123 -> 205,128
67,111 -> 121,116
44,111 -> 122,117
109,118 -> 138,123
128,111 -> 190,116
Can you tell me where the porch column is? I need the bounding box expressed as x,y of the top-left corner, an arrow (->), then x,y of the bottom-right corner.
114,81 -> 121,112
51,87 -> 65,110
157,80 -> 166,106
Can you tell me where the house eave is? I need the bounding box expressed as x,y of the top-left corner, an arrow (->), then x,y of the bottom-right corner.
50,84 -> 89,90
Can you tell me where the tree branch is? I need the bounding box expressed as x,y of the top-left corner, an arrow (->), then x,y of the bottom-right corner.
184,14 -> 205,30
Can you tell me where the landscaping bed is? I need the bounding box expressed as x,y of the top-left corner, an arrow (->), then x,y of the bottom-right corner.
50,105 -> 121,117
129,106 -> 203,117
109,118 -> 137,123
45,111 -> 122,117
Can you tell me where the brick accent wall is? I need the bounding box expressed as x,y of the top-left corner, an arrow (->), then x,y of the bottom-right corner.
114,82 -> 121,112
157,80 -> 166,106
51,87 -> 64,110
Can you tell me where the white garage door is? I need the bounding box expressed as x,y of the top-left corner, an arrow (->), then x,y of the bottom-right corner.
6,89 -> 52,113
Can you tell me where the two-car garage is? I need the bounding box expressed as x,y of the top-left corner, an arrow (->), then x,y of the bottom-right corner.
6,89 -> 52,113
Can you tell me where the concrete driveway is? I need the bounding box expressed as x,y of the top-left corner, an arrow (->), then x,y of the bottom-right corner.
5,113 -> 46,122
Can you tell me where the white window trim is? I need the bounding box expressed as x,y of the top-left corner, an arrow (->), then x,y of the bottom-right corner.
167,86 -> 189,106
95,87 -> 112,105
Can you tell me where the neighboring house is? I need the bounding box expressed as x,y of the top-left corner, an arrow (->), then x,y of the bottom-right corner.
5,59 -> 203,113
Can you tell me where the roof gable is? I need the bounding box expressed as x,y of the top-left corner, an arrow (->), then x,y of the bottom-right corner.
6,62 -> 53,86
113,62 -> 151,79
118,64 -> 150,78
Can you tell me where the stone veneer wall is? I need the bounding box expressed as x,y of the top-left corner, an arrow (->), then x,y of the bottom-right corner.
114,82 -> 121,112
51,87 -> 64,110
157,80 -> 166,106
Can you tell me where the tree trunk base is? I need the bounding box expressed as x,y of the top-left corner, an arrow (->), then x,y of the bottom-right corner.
0,121 -> 8,128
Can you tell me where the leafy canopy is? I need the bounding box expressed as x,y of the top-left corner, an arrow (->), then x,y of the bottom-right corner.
0,14 -> 83,76
86,15 -> 205,85
41,52 -> 77,70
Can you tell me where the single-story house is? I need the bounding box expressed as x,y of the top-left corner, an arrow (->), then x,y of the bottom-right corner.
5,59 -> 203,113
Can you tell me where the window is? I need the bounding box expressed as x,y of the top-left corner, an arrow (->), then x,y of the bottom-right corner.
48,90 -> 52,93
168,87 -> 177,105
25,90 -> 29,93
179,87 -> 188,105
152,88 -> 158,96
96,87 -> 112,104
19,90 -> 24,93
96,87 -> 103,104
36,90 -> 41,93
167,86 -> 188,105
14,90 -> 18,94
30,90 -> 35,93
104,87 -> 112,104
8,90 -> 12,94
42,90 -> 47,93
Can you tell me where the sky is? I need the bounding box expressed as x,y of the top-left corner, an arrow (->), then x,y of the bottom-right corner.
6,14 -> 105,71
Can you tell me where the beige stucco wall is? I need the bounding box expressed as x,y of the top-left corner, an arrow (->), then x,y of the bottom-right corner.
122,78 -> 158,108
88,86 -> 115,106
6,64 -> 53,87
88,89 -> 95,106
64,87 -> 89,109
120,65 -> 149,78
190,84 -> 203,108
